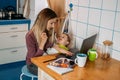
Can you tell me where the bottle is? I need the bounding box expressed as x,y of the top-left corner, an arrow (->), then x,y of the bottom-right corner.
101,40 -> 113,60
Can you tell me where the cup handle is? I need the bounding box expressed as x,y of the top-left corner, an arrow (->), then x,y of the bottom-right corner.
87,52 -> 89,56
96,52 -> 98,58
74,58 -> 77,64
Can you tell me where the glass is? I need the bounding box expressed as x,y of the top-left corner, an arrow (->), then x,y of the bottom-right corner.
101,40 -> 113,60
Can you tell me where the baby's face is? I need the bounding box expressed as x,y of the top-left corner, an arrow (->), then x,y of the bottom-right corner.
57,34 -> 69,46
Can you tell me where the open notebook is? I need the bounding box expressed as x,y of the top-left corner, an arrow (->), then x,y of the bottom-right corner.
47,65 -> 73,75
47,58 -> 74,75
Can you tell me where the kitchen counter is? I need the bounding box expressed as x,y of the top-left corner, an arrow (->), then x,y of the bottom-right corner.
31,54 -> 120,80
0,19 -> 31,30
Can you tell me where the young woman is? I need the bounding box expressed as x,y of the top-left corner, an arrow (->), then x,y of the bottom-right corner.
25,8 -> 73,75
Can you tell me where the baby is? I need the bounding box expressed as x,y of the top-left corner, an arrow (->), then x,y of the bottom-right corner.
46,33 -> 72,56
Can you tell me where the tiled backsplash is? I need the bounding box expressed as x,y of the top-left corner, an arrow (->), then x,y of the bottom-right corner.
68,0 -> 120,61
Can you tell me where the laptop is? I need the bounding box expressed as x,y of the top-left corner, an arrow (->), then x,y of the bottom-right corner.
57,34 -> 97,60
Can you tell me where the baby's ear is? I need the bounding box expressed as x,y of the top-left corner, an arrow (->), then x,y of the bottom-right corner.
66,41 -> 70,45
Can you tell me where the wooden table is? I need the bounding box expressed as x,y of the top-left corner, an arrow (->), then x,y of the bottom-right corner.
31,54 -> 120,80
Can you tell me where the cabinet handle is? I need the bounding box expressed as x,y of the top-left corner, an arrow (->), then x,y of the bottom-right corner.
10,35 -> 18,38
10,27 -> 18,30
11,50 -> 18,53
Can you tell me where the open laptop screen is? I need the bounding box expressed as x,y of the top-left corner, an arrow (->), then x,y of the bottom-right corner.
80,34 -> 97,54
68,34 -> 97,60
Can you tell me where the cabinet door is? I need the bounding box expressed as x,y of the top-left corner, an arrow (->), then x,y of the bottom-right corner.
38,68 -> 55,80
0,31 -> 27,49
0,47 -> 27,64
0,24 -> 28,33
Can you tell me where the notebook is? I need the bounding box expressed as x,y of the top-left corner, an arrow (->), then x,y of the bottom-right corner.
57,34 -> 97,60
47,57 -> 74,75
47,65 -> 73,75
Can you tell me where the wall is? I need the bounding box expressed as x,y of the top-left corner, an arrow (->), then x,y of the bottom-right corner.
29,0 -> 48,28
68,0 -> 120,61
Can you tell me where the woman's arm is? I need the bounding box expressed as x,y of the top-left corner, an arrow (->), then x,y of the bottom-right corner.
26,32 -> 45,58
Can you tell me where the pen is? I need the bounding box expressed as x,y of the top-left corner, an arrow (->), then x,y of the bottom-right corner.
43,58 -> 56,63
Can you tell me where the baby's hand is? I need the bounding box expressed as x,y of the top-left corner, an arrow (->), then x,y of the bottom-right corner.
65,51 -> 73,56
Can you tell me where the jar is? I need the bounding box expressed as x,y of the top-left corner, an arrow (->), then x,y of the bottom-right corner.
101,40 -> 113,60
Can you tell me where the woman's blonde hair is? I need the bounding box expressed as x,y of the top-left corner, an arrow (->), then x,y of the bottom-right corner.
31,8 -> 57,45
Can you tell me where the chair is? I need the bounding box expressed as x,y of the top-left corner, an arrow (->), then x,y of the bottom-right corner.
20,65 -> 38,80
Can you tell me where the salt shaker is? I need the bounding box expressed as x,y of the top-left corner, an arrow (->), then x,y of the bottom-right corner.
101,40 -> 113,60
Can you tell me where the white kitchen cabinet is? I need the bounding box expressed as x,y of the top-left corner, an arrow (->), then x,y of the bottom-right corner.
0,31 -> 26,49
38,68 -> 55,80
0,24 -> 28,32
0,47 -> 27,64
0,22 -> 29,64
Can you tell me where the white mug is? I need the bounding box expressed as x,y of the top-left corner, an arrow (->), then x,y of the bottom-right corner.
75,53 -> 87,67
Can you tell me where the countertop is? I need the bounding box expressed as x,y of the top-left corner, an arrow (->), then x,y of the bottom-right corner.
31,54 -> 120,80
0,19 -> 31,30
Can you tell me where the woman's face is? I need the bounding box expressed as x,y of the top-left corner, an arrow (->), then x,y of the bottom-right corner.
47,18 -> 58,31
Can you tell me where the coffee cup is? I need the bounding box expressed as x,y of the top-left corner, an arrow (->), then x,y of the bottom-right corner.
74,53 -> 87,67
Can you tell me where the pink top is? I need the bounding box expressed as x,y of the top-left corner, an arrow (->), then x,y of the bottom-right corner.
25,31 -> 53,65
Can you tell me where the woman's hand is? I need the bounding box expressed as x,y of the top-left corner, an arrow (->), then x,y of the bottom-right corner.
39,32 -> 48,50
